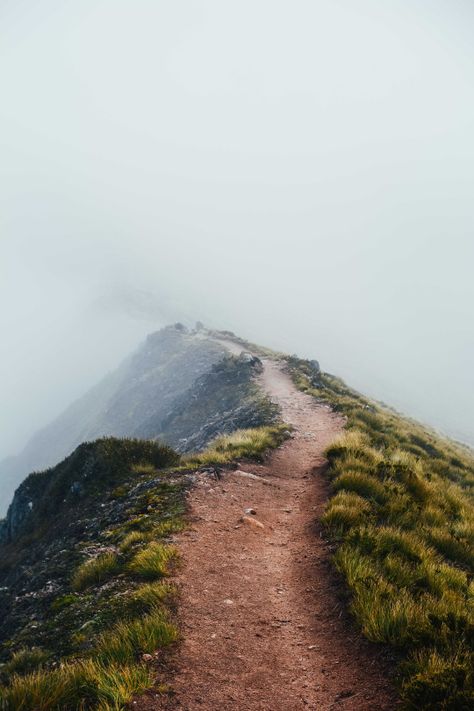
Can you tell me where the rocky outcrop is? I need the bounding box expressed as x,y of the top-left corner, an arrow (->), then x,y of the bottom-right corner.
148,352 -> 279,452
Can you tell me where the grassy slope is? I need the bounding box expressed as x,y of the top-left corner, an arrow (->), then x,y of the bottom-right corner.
0,440 -> 184,711
287,357 -> 474,710
6,329 -> 472,709
0,425 -> 285,710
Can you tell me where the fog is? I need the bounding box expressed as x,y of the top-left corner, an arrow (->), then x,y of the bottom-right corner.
2,0 -> 474,466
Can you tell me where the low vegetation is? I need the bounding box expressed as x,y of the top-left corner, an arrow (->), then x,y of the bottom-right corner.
72,553 -> 121,591
0,440 -> 185,710
186,424 -> 289,467
1,661 -> 152,711
128,542 -> 178,580
288,357 -> 474,709
0,416 -> 287,708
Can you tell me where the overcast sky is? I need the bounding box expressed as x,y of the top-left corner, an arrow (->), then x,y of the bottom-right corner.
1,0 -> 474,462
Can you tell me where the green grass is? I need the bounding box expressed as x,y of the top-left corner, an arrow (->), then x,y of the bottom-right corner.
0,449 -> 187,709
72,553 -> 121,592
119,530 -> 151,553
185,424 -> 288,466
128,542 -> 178,580
124,581 -> 178,615
2,546 -> 179,710
96,608 -> 178,665
0,660 -> 152,711
287,357 -> 474,709
3,648 -> 50,677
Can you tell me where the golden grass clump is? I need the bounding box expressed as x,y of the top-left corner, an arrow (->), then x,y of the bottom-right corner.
72,553 -> 120,592
128,542 -> 178,580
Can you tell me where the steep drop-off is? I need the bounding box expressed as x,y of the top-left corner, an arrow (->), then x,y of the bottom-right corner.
0,325 -> 274,516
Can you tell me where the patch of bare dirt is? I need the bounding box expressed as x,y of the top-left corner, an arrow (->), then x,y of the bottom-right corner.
136,359 -> 397,710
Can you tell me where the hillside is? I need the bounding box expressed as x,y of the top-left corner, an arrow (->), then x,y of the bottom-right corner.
0,325 -> 275,517
0,328 -> 473,710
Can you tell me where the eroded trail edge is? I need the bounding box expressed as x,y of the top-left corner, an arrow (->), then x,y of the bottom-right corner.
140,358 -> 396,710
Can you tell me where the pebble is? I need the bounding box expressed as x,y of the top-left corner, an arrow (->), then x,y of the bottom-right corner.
240,515 -> 265,530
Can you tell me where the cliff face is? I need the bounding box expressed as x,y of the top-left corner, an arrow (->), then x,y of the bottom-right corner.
0,326 -> 225,516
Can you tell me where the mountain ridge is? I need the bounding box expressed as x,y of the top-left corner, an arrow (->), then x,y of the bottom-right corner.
1,328 -> 474,710
0,325 -> 231,516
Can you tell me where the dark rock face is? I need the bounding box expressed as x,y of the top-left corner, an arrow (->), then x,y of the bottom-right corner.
309,359 -> 320,373
0,489 -> 33,545
158,353 -> 278,452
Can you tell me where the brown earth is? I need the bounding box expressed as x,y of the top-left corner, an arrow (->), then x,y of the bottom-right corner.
136,355 -> 398,710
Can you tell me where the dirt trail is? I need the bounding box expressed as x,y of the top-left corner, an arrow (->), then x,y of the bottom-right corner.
139,354 -> 396,710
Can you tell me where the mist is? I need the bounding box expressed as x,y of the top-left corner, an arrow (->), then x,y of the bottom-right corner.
2,0 -> 474,467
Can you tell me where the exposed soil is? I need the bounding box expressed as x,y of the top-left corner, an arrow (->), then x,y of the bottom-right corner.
137,356 -> 398,710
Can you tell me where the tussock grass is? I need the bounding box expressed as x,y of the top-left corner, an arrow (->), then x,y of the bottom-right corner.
333,470 -> 388,503
152,519 -> 185,538
119,521 -> 184,555
128,581 -> 177,611
0,660 -> 152,711
401,647 -> 474,709
128,542 -> 178,580
186,424 -> 288,466
352,585 -> 431,647
119,530 -> 151,553
4,648 -> 50,677
2,546 -> 179,709
287,356 -> 474,708
0,440 -> 185,709
72,553 -> 121,591
322,491 -> 372,533
96,609 -> 178,665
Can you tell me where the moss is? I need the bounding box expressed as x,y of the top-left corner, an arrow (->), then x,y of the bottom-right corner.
50,594 -> 78,612
0,660 -> 152,710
